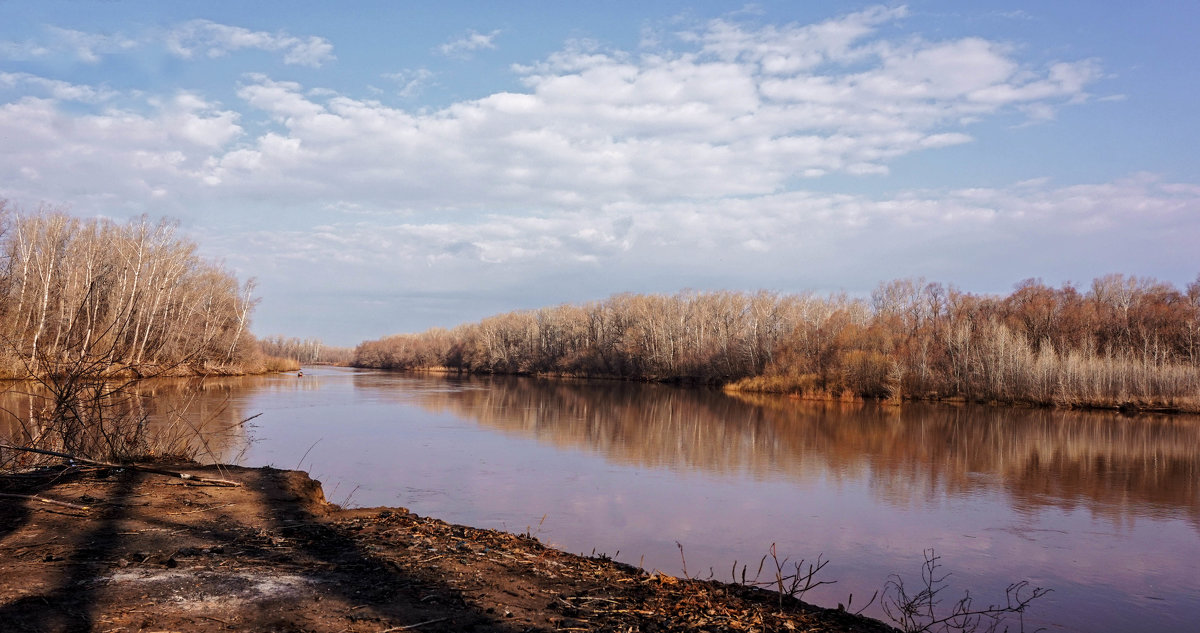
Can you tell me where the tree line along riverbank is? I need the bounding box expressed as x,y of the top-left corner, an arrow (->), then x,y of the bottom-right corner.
0,202 -> 305,379
0,202 -> 357,379
353,277 -> 1200,412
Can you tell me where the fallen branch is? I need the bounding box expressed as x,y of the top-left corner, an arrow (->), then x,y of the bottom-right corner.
166,503 -> 235,516
0,444 -> 241,487
380,616 -> 452,632
0,492 -> 90,510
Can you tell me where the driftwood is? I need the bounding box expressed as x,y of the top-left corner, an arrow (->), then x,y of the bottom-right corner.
0,444 -> 241,487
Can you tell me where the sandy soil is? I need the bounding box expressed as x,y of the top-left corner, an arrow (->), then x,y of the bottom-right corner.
0,463 -> 897,632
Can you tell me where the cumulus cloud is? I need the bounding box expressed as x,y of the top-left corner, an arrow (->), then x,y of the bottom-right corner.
1,8 -> 1110,215
0,72 -> 118,103
689,5 -> 908,73
166,20 -> 335,67
0,6 -> 1124,246
6,6 -> 1180,337
0,91 -> 241,208
223,175 -> 1197,270
176,7 -> 1099,211
382,68 -> 436,98
213,174 -> 1200,338
46,26 -> 139,63
2,21 -> 333,67
0,26 -> 137,63
436,29 -> 500,58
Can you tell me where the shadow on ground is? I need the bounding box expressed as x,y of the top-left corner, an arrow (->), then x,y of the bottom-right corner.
0,466 -> 538,632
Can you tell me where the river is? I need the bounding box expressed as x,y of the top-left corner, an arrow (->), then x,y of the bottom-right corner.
5,365 -> 1199,632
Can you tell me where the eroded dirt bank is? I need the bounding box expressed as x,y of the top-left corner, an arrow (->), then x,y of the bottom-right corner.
0,464 -> 895,632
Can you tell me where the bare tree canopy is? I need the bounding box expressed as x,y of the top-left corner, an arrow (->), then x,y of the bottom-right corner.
354,279 -> 1200,411
0,202 -> 261,378
258,335 -> 353,365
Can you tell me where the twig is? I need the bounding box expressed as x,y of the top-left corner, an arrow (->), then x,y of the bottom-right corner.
1,538 -> 62,550
380,616 -> 451,631
676,541 -> 690,579
166,503 -> 235,516
0,492 -> 90,510
0,443 -> 241,487
296,438 -> 322,470
568,596 -> 620,604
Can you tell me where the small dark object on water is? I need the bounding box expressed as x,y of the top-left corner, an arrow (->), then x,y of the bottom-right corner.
298,369 -> 304,377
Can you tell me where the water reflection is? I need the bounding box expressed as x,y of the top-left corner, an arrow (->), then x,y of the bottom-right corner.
8,369 -> 1196,532
351,373 -> 1200,530
6,368 -> 1196,633
0,377 -> 255,465
341,372 -> 1200,632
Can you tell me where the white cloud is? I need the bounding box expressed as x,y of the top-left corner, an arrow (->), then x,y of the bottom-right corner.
166,20 -> 335,67
0,72 -> 118,103
2,6 -> 1190,341
437,29 -> 500,58
212,175 -> 1200,331
46,26 -> 139,63
3,6 -> 1158,305
1,8 -> 1111,222
383,68 -> 436,98
688,5 -> 909,73
0,27 -> 137,63
0,90 -> 241,209
2,21 -> 332,67
223,175 -> 1196,269
0,38 -> 51,60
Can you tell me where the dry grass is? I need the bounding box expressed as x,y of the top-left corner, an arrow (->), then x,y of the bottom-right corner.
263,355 -> 301,372
352,279 -> 1200,413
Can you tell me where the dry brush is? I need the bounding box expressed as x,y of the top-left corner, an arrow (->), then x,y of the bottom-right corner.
354,276 -> 1200,411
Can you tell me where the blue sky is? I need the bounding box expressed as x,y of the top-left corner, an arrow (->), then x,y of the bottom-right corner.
2,1 -> 1198,345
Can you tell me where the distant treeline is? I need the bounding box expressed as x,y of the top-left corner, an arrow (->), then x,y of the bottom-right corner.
0,202 -> 265,378
353,276 -> 1200,411
258,335 -> 353,365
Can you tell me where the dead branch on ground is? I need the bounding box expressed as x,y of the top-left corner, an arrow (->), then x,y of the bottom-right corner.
0,443 -> 240,487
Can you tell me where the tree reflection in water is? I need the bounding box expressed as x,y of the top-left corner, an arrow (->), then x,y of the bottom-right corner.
8,368 -> 1193,633
349,372 -> 1200,530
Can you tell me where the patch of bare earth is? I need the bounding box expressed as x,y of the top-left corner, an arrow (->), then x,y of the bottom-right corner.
0,464 -> 896,632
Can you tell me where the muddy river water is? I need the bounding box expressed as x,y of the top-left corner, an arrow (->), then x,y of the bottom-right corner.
7,365 -> 1200,632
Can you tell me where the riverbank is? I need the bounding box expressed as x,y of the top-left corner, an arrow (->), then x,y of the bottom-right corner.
355,366 -> 1200,415
0,463 -> 896,632
722,379 -> 1200,414
0,357 -> 300,381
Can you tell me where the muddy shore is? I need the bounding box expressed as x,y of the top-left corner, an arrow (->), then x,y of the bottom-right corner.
0,463 -> 896,632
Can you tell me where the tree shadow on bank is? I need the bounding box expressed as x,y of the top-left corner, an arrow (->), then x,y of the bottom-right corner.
239,466 -> 527,632
0,466 -> 545,633
0,468 -> 141,632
